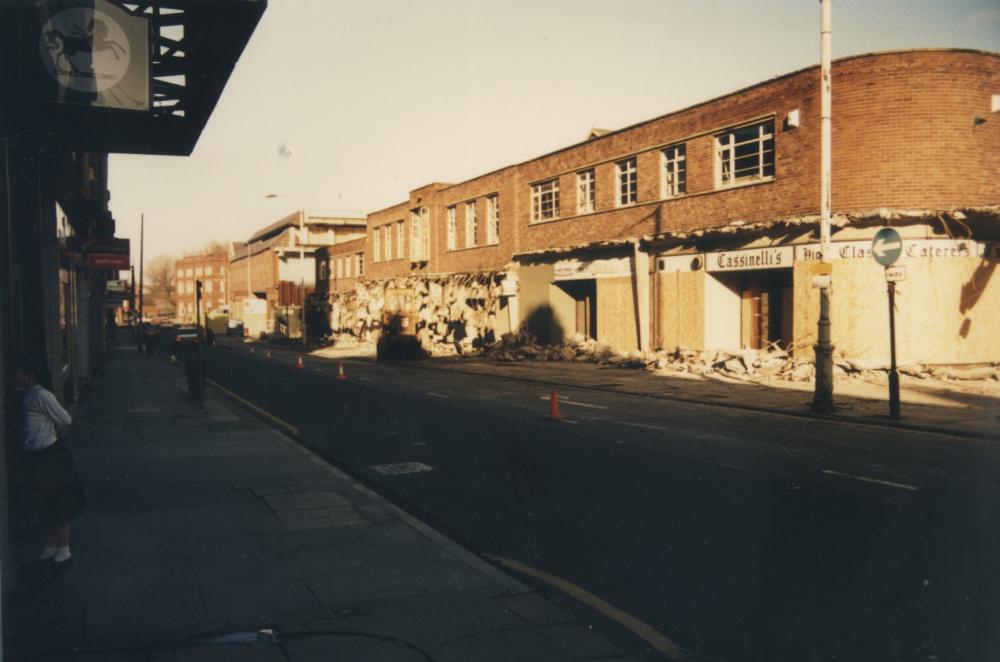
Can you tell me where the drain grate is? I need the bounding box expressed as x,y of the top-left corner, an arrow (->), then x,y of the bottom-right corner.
369,462 -> 434,476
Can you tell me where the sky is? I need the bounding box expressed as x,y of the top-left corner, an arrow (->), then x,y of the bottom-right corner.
107,0 -> 1000,269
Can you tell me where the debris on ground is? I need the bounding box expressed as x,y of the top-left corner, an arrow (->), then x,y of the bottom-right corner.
466,331 -> 1000,383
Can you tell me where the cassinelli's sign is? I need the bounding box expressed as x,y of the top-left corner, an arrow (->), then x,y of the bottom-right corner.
706,247 -> 792,272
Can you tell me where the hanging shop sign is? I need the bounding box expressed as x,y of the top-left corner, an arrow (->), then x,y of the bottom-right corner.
706,247 -> 793,273
553,256 -> 632,280
84,237 -> 130,271
34,0 -> 150,111
795,239 -> 987,262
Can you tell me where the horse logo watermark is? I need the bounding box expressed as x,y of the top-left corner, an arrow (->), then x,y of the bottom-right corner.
39,8 -> 131,94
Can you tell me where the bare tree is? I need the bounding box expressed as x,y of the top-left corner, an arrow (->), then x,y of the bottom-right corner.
145,254 -> 176,306
202,240 -> 227,256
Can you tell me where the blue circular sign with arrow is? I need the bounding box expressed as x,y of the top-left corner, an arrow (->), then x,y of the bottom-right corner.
872,227 -> 903,266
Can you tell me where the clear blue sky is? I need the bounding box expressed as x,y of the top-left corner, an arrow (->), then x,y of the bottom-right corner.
108,0 -> 999,268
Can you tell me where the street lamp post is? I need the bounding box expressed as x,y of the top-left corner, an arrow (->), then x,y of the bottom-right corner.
813,0 -> 835,412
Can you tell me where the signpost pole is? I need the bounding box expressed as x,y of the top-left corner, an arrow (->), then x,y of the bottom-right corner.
887,276 -> 900,419
195,279 -> 203,406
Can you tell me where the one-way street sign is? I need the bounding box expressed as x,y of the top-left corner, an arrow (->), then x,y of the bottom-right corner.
872,228 -> 903,266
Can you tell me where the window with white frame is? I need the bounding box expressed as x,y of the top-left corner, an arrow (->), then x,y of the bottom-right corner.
716,120 -> 774,186
373,227 -> 381,262
486,194 -> 499,245
447,206 -> 457,250
205,265 -> 213,276
205,281 -> 213,293
335,257 -> 343,279
421,208 -> 430,259
465,201 -> 477,248
396,221 -> 405,259
531,179 -> 560,222
384,224 -> 392,260
616,157 -> 637,206
577,169 -> 595,214
356,252 -> 364,276
661,144 -> 686,198
410,208 -> 430,261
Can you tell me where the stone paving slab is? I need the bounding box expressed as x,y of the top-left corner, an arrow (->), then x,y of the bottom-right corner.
6,343 -> 634,662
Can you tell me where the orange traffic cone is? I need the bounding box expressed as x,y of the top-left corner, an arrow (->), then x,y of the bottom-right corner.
296,355 -> 304,369
337,363 -> 347,381
546,387 -> 563,421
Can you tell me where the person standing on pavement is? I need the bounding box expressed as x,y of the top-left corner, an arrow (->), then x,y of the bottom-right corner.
14,353 -> 85,565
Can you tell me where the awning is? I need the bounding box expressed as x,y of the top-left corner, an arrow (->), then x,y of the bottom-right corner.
2,0 -> 267,156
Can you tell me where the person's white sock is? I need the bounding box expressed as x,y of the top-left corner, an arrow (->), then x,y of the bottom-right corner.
39,546 -> 56,560
53,547 -> 71,563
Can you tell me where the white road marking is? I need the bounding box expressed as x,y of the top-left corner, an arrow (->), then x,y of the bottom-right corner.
370,462 -> 434,475
821,469 -> 918,491
359,377 -> 372,382
427,392 -> 449,399
618,421 -> 671,432
538,395 -> 608,410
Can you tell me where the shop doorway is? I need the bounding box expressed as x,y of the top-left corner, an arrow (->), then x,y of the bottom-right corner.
557,279 -> 597,339
740,269 -> 792,350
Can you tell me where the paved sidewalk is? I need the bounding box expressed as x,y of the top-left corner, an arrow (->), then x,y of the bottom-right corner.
6,344 -> 635,661
309,341 -> 1000,441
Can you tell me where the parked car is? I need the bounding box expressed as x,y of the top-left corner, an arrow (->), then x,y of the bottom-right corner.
226,318 -> 245,337
172,325 -> 199,350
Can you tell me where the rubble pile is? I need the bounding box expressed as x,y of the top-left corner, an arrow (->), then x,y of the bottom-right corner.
328,272 -> 508,354
472,332 -> 1000,383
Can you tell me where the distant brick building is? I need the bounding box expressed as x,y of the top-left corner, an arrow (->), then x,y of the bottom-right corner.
230,211 -> 366,336
175,252 -> 228,322
345,49 -> 1000,365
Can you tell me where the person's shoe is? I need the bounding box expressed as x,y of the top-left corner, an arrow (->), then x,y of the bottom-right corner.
38,546 -> 57,561
52,547 -> 72,565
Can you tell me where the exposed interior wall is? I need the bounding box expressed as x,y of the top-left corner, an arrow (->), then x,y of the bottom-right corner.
518,262 -> 558,343
596,276 -> 639,351
704,272 -> 741,351
656,269 -> 705,350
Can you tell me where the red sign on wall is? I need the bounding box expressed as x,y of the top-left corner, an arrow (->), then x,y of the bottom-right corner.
89,252 -> 130,270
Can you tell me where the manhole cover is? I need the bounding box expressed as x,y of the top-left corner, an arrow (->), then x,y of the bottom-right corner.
369,462 -> 434,476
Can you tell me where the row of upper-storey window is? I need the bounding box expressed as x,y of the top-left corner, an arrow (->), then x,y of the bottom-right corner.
530,119 -> 774,223
176,279 -> 225,294
447,194 -> 499,251
177,265 -> 225,278
368,212 -> 428,264
322,253 -> 365,279
371,219 -> 407,263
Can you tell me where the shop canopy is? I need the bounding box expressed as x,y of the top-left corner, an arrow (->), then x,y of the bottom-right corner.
1,0 -> 267,156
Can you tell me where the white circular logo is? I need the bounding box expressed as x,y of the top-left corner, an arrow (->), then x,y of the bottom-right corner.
39,9 -> 131,92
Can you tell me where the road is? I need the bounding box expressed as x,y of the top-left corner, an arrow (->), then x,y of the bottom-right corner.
180,337 -> 999,661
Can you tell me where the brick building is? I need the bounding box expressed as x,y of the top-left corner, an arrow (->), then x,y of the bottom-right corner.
230,210 -> 366,336
341,49 -> 1000,365
174,252 -> 228,322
